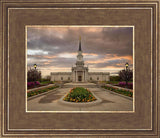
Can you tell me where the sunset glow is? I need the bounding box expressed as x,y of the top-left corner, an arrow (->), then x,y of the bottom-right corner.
27,26 -> 133,77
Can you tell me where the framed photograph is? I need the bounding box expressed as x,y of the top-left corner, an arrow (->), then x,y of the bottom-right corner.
1,0 -> 159,137
26,26 -> 134,113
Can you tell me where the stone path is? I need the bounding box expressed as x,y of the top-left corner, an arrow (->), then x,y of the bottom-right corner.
27,83 -> 133,112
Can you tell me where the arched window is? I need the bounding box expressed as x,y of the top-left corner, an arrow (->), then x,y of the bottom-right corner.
90,77 -> 92,80
68,77 -> 70,80
61,77 -> 63,80
97,77 -> 99,80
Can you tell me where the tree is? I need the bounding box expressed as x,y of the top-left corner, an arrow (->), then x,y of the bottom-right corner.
119,69 -> 133,87
27,69 -> 41,82
46,75 -> 51,81
110,76 -> 121,81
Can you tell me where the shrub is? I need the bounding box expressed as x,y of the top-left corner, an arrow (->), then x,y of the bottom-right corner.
27,69 -> 41,82
119,69 -> 133,82
40,76 -> 51,82
27,81 -> 40,88
35,81 -> 40,85
119,82 -> 126,87
110,76 -> 121,81
118,82 -> 133,89
27,82 -> 35,87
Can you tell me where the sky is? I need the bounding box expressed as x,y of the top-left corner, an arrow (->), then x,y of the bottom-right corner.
27,26 -> 133,77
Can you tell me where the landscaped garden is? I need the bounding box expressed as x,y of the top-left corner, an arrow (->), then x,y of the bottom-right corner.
27,85 -> 59,98
105,72 -> 133,90
118,82 -> 133,89
63,87 -> 96,102
106,81 -> 133,89
27,67 -> 55,89
102,85 -> 133,97
27,81 -> 54,89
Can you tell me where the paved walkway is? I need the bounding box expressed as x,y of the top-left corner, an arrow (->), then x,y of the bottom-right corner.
27,83 -> 133,112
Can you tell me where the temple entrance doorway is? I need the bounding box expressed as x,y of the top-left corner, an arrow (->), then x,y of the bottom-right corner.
78,76 -> 82,82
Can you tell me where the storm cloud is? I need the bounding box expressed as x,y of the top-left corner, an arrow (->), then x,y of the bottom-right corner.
27,26 -> 133,77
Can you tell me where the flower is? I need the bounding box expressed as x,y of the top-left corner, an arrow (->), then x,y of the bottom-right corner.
27,82 -> 35,87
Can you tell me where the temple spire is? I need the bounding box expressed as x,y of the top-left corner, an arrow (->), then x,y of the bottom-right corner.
79,36 -> 82,51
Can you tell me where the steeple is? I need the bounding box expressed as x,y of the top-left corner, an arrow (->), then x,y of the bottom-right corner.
79,36 -> 82,51
75,35 -> 84,66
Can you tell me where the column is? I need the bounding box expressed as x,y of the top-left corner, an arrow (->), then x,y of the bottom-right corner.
82,71 -> 84,82
76,71 -> 77,82
86,71 -> 88,82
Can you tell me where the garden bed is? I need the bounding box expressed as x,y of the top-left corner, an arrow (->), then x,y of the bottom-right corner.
27,81 -> 54,89
27,85 -> 59,98
106,81 -> 133,89
117,82 -> 133,89
63,87 -> 96,103
102,85 -> 133,97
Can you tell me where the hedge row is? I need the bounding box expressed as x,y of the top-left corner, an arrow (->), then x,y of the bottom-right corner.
27,86 -> 59,98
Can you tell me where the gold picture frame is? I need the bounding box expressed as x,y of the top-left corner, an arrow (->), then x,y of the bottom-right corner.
0,0 -> 159,137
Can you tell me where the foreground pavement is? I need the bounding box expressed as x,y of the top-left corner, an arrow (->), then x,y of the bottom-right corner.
27,83 -> 133,112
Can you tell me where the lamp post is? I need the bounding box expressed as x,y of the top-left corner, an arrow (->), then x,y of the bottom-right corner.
125,62 -> 129,88
33,64 -> 37,87
125,62 -> 129,70
34,64 -> 37,70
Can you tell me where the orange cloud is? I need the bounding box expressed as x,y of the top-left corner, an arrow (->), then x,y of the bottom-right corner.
83,28 -> 103,33
44,62 -> 50,65
86,54 -> 133,64
83,53 -> 98,56
43,55 -> 57,59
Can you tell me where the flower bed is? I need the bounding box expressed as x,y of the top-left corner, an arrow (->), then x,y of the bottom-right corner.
63,87 -> 96,102
27,85 -> 59,98
27,81 -> 42,89
118,82 -> 133,89
102,85 -> 133,97
27,81 -> 40,87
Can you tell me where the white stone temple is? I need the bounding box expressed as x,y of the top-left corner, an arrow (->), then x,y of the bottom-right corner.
50,37 -> 110,82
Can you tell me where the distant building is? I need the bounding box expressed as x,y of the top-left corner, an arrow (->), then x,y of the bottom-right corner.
51,37 -> 110,82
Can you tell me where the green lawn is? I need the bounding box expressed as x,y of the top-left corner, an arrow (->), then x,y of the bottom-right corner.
40,81 -> 54,85
106,81 -> 119,84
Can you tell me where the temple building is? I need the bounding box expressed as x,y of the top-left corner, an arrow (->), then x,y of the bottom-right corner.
50,37 -> 110,82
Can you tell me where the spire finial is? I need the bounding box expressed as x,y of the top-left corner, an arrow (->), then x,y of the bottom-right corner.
79,36 -> 82,51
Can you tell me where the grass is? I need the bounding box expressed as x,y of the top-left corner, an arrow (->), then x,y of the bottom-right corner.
40,81 -> 54,85
63,87 -> 96,102
102,86 -> 133,97
27,85 -> 59,98
106,81 -> 133,85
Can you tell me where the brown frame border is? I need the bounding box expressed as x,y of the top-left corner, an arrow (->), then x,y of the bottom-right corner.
0,0 -> 159,137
